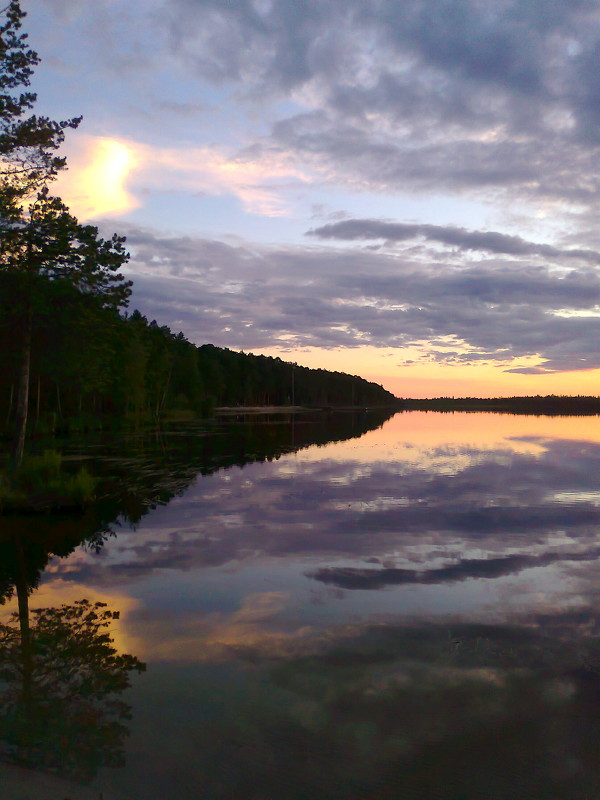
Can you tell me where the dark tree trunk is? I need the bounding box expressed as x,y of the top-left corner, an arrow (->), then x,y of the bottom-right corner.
6,383 -> 14,427
36,376 -> 41,423
12,303 -> 32,469
15,537 -> 33,708
157,368 -> 172,419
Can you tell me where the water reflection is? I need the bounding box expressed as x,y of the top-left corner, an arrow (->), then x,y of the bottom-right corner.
53,426 -> 600,593
2,411 -> 600,797
311,546 -> 600,589
63,409 -> 395,528
264,612 -> 600,799
0,411 -> 392,793
0,523 -> 144,789
0,598 -> 145,781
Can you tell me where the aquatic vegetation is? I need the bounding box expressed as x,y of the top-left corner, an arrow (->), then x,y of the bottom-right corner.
0,450 -> 97,512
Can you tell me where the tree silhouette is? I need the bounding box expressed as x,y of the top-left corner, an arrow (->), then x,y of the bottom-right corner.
2,190 -> 131,466
0,2 -> 131,466
0,516 -> 143,782
0,598 -> 145,782
0,1 -> 79,208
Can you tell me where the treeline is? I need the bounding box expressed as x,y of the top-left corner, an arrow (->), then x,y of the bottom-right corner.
400,395 -> 600,416
0,274 -> 398,437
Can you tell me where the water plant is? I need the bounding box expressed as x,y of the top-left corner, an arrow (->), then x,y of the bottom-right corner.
0,449 -> 97,512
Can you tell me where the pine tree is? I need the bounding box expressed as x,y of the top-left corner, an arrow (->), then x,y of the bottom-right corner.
0,4 -> 130,466
0,1 -> 79,211
2,191 -> 130,466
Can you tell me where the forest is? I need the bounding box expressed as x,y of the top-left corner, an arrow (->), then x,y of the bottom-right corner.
0,271 -> 399,439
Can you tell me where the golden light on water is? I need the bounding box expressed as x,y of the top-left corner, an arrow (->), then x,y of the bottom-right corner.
0,578 -> 142,657
295,409 -> 600,464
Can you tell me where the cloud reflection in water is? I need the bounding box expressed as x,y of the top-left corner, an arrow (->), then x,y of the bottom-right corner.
30,412 -> 600,797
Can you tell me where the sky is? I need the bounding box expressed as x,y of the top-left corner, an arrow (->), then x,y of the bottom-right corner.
20,0 -> 600,398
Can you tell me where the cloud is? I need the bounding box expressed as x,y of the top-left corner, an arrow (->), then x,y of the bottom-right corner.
36,0 -> 600,222
158,0 -> 600,212
307,219 -> 600,263
309,548 -> 600,590
504,366 -> 553,375
56,137 -> 140,220
59,136 -> 308,219
115,224 -> 600,372
150,143 -> 309,216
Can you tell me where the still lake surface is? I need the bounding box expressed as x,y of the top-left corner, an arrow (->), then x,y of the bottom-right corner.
2,410 -> 600,799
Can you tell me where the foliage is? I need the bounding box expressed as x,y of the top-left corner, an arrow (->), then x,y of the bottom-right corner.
0,0 -> 80,206
0,2 -> 131,468
401,395 -> 600,416
0,189 -> 131,307
0,599 -> 145,781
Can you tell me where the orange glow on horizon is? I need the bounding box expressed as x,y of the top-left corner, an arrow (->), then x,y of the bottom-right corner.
377,364 -> 600,400
260,346 -> 600,399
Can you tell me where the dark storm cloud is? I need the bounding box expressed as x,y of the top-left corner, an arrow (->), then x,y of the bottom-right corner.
161,0 -> 600,204
308,220 -> 600,263
164,0 -> 589,101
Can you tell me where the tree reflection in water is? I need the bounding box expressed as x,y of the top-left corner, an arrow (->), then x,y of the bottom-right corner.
0,596 -> 145,782
0,524 -> 144,783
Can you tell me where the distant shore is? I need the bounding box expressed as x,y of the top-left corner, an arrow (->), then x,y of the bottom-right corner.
215,404 -> 400,414
399,395 -> 600,416
213,396 -> 600,416
215,396 -> 600,416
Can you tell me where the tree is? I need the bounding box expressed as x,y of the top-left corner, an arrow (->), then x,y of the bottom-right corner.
0,3 -> 131,464
0,1 -> 79,210
2,190 -> 131,466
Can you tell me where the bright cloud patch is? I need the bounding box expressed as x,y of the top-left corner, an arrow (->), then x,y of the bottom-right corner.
59,137 -> 309,220
149,144 -> 309,217
57,137 -> 139,219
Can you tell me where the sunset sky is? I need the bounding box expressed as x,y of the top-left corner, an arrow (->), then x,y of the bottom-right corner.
24,0 -> 600,398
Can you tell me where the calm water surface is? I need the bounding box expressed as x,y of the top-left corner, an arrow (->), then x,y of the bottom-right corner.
2,410 -> 600,799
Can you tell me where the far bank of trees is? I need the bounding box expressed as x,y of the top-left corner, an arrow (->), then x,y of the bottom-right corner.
0,276 -> 398,437
400,395 -> 600,416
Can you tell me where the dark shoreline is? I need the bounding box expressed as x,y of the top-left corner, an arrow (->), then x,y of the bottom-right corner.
398,394 -> 600,416
215,396 -> 600,417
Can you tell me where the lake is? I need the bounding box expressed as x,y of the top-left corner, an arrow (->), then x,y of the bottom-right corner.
2,410 -> 600,799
